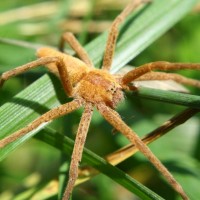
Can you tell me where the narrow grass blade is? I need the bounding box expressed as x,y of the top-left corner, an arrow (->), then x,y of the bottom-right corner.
35,128 -> 164,200
134,87 -> 200,109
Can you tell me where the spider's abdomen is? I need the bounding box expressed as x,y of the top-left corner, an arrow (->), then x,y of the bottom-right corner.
37,47 -> 89,85
73,69 -> 124,108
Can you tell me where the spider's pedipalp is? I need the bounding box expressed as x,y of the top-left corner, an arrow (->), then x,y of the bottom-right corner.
63,102 -> 93,200
97,102 -> 189,200
0,99 -> 83,149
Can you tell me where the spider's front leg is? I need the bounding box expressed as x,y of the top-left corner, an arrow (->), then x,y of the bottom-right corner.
97,103 -> 189,200
134,71 -> 200,88
0,99 -> 82,148
122,61 -> 200,89
0,56 -> 73,96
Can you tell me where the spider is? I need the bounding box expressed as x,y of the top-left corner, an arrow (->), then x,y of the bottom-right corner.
0,0 -> 200,199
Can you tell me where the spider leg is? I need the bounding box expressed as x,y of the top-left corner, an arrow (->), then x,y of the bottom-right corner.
0,57 -> 73,96
122,61 -> 200,86
0,99 -> 83,148
102,0 -> 150,71
76,108 -> 199,185
63,102 -> 93,200
134,71 -> 200,88
106,107 -> 199,165
97,103 -> 189,200
59,32 -> 94,68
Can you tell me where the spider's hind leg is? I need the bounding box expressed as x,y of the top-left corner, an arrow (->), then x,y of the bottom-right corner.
63,102 -> 94,200
97,103 -> 189,200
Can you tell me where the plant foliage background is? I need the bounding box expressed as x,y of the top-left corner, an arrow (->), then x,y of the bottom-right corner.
0,0 -> 200,200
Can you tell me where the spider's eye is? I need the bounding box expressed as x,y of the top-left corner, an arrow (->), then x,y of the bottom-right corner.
107,84 -> 117,94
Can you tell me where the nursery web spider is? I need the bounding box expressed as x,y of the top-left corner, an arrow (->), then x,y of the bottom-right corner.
1,0 -> 200,199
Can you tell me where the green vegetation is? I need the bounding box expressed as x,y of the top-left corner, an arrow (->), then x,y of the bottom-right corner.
0,0 -> 200,199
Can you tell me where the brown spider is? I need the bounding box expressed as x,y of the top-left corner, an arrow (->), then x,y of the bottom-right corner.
0,0 -> 200,199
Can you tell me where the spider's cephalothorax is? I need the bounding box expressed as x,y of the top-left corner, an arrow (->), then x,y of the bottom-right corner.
37,47 -> 124,108
74,69 -> 124,108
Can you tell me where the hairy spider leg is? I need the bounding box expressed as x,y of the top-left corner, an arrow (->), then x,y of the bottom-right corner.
0,57 -> 73,96
63,102 -> 94,199
122,61 -> 200,86
97,103 -> 189,200
102,0 -> 150,71
0,99 -> 83,148
106,108 -> 199,165
59,32 -> 94,68
134,71 -> 200,88
75,108 -> 199,190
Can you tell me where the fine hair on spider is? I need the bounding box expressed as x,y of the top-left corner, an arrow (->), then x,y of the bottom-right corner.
1,0 -> 200,199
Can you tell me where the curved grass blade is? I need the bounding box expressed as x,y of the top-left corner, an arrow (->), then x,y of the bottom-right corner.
35,127 -> 164,200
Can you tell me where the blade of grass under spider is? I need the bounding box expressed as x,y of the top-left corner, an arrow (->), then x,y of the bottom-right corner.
39,126 -> 200,200
0,0 -> 198,199
133,87 -> 200,109
34,127 -> 164,200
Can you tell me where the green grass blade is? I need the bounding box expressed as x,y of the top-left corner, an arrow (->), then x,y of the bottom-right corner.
0,74 -> 61,160
35,127 -> 164,200
134,87 -> 200,109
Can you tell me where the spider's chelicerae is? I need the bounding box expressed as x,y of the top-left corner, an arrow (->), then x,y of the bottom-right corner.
1,0 -> 200,199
